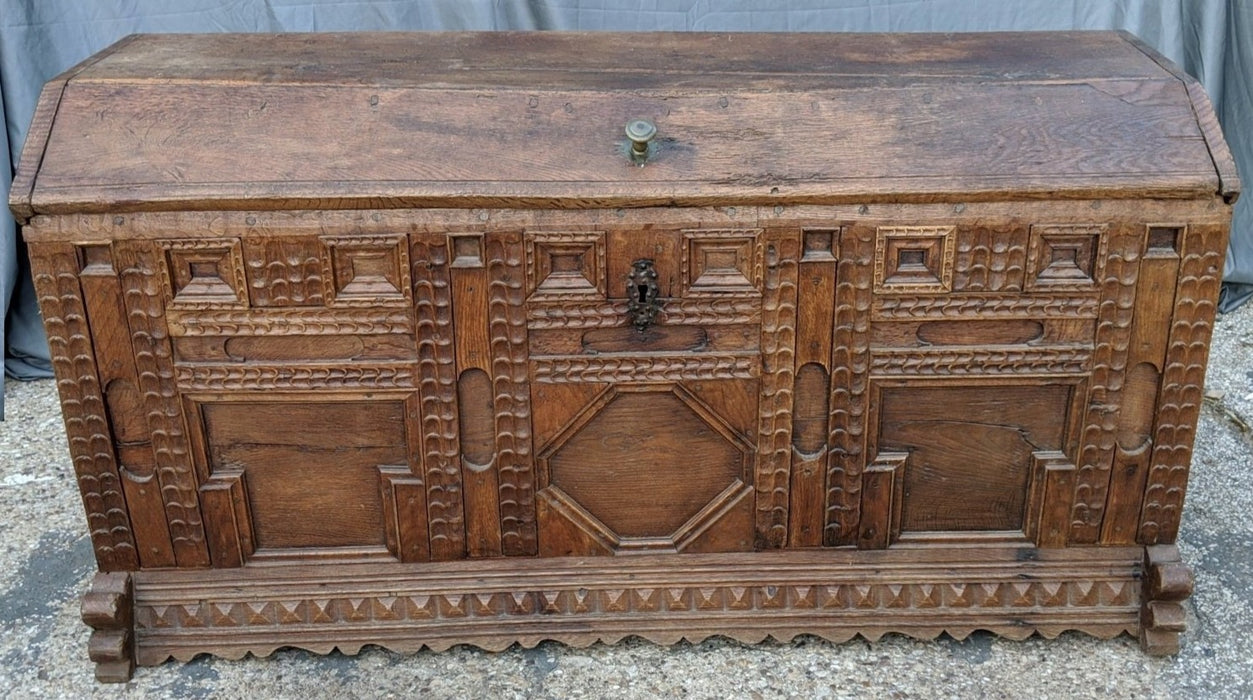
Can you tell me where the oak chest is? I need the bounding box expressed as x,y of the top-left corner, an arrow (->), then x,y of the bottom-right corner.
8,31 -> 1239,681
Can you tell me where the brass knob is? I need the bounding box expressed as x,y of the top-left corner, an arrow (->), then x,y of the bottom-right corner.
625,119 -> 657,163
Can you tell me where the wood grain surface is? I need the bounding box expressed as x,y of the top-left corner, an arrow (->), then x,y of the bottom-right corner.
9,31 -> 1239,680
7,31 -> 1229,220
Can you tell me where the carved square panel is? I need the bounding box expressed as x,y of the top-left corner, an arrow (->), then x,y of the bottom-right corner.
525,231 -> 607,300
320,235 -> 411,307
802,229 -> 838,261
160,238 -> 248,309
448,233 -> 485,269
1026,224 -> 1107,291
874,226 -> 956,294
681,229 -> 763,296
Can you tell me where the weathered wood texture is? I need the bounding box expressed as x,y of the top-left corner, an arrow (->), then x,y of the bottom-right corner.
8,31 -> 1229,220
9,31 -> 1238,681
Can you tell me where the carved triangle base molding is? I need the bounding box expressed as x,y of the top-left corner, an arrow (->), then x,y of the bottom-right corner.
121,547 -> 1161,666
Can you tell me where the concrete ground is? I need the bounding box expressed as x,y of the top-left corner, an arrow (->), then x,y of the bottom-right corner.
2,302 -> 1251,699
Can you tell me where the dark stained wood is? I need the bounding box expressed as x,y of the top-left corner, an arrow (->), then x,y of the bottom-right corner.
9,32 -> 1237,680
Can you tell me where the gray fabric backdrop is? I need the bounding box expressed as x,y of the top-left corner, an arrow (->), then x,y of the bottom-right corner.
2,0 -> 1249,416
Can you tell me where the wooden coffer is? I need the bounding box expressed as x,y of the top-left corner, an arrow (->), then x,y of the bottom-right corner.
9,31 -> 1240,681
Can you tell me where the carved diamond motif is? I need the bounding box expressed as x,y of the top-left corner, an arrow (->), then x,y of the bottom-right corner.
538,384 -> 752,547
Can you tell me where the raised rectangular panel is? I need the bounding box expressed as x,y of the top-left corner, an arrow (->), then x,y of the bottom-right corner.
873,382 -> 1073,535
191,397 -> 411,559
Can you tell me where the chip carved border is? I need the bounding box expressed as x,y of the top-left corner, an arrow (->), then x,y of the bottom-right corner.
756,230 -> 797,548
825,227 -> 874,546
28,242 -> 140,571
873,294 -> 1099,320
116,241 -> 210,568
411,236 -> 466,560
1139,228 -> 1224,544
173,364 -> 416,390
488,232 -> 538,556
166,308 -> 414,336
1069,225 -> 1140,543
527,298 -> 761,329
531,354 -> 759,383
129,550 -> 1142,665
870,346 -> 1093,376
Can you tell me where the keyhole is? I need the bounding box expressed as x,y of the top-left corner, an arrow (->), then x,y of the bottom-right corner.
637,284 -> 649,303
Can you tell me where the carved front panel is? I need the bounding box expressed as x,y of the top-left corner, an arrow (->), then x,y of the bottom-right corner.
530,226 -> 779,555
34,210 -> 1223,577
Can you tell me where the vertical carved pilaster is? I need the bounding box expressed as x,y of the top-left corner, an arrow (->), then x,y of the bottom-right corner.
824,226 -> 874,546
1139,225 -> 1225,544
28,243 -> 140,571
411,235 -> 466,560
755,229 -> 798,548
1070,225 -> 1141,543
115,241 -> 210,567
488,231 -> 538,556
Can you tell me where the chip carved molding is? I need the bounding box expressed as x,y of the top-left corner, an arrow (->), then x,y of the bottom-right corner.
1139,227 -> 1224,544
27,243 -> 140,571
411,236 -> 466,560
173,364 -> 417,390
488,232 -> 539,556
116,241 -> 211,567
527,298 -> 761,329
1069,225 -> 1139,543
825,227 -> 874,546
870,346 -> 1094,376
531,354 -> 759,383
873,294 -> 1099,320
166,307 -> 414,337
128,550 -> 1143,665
755,230 -> 798,548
